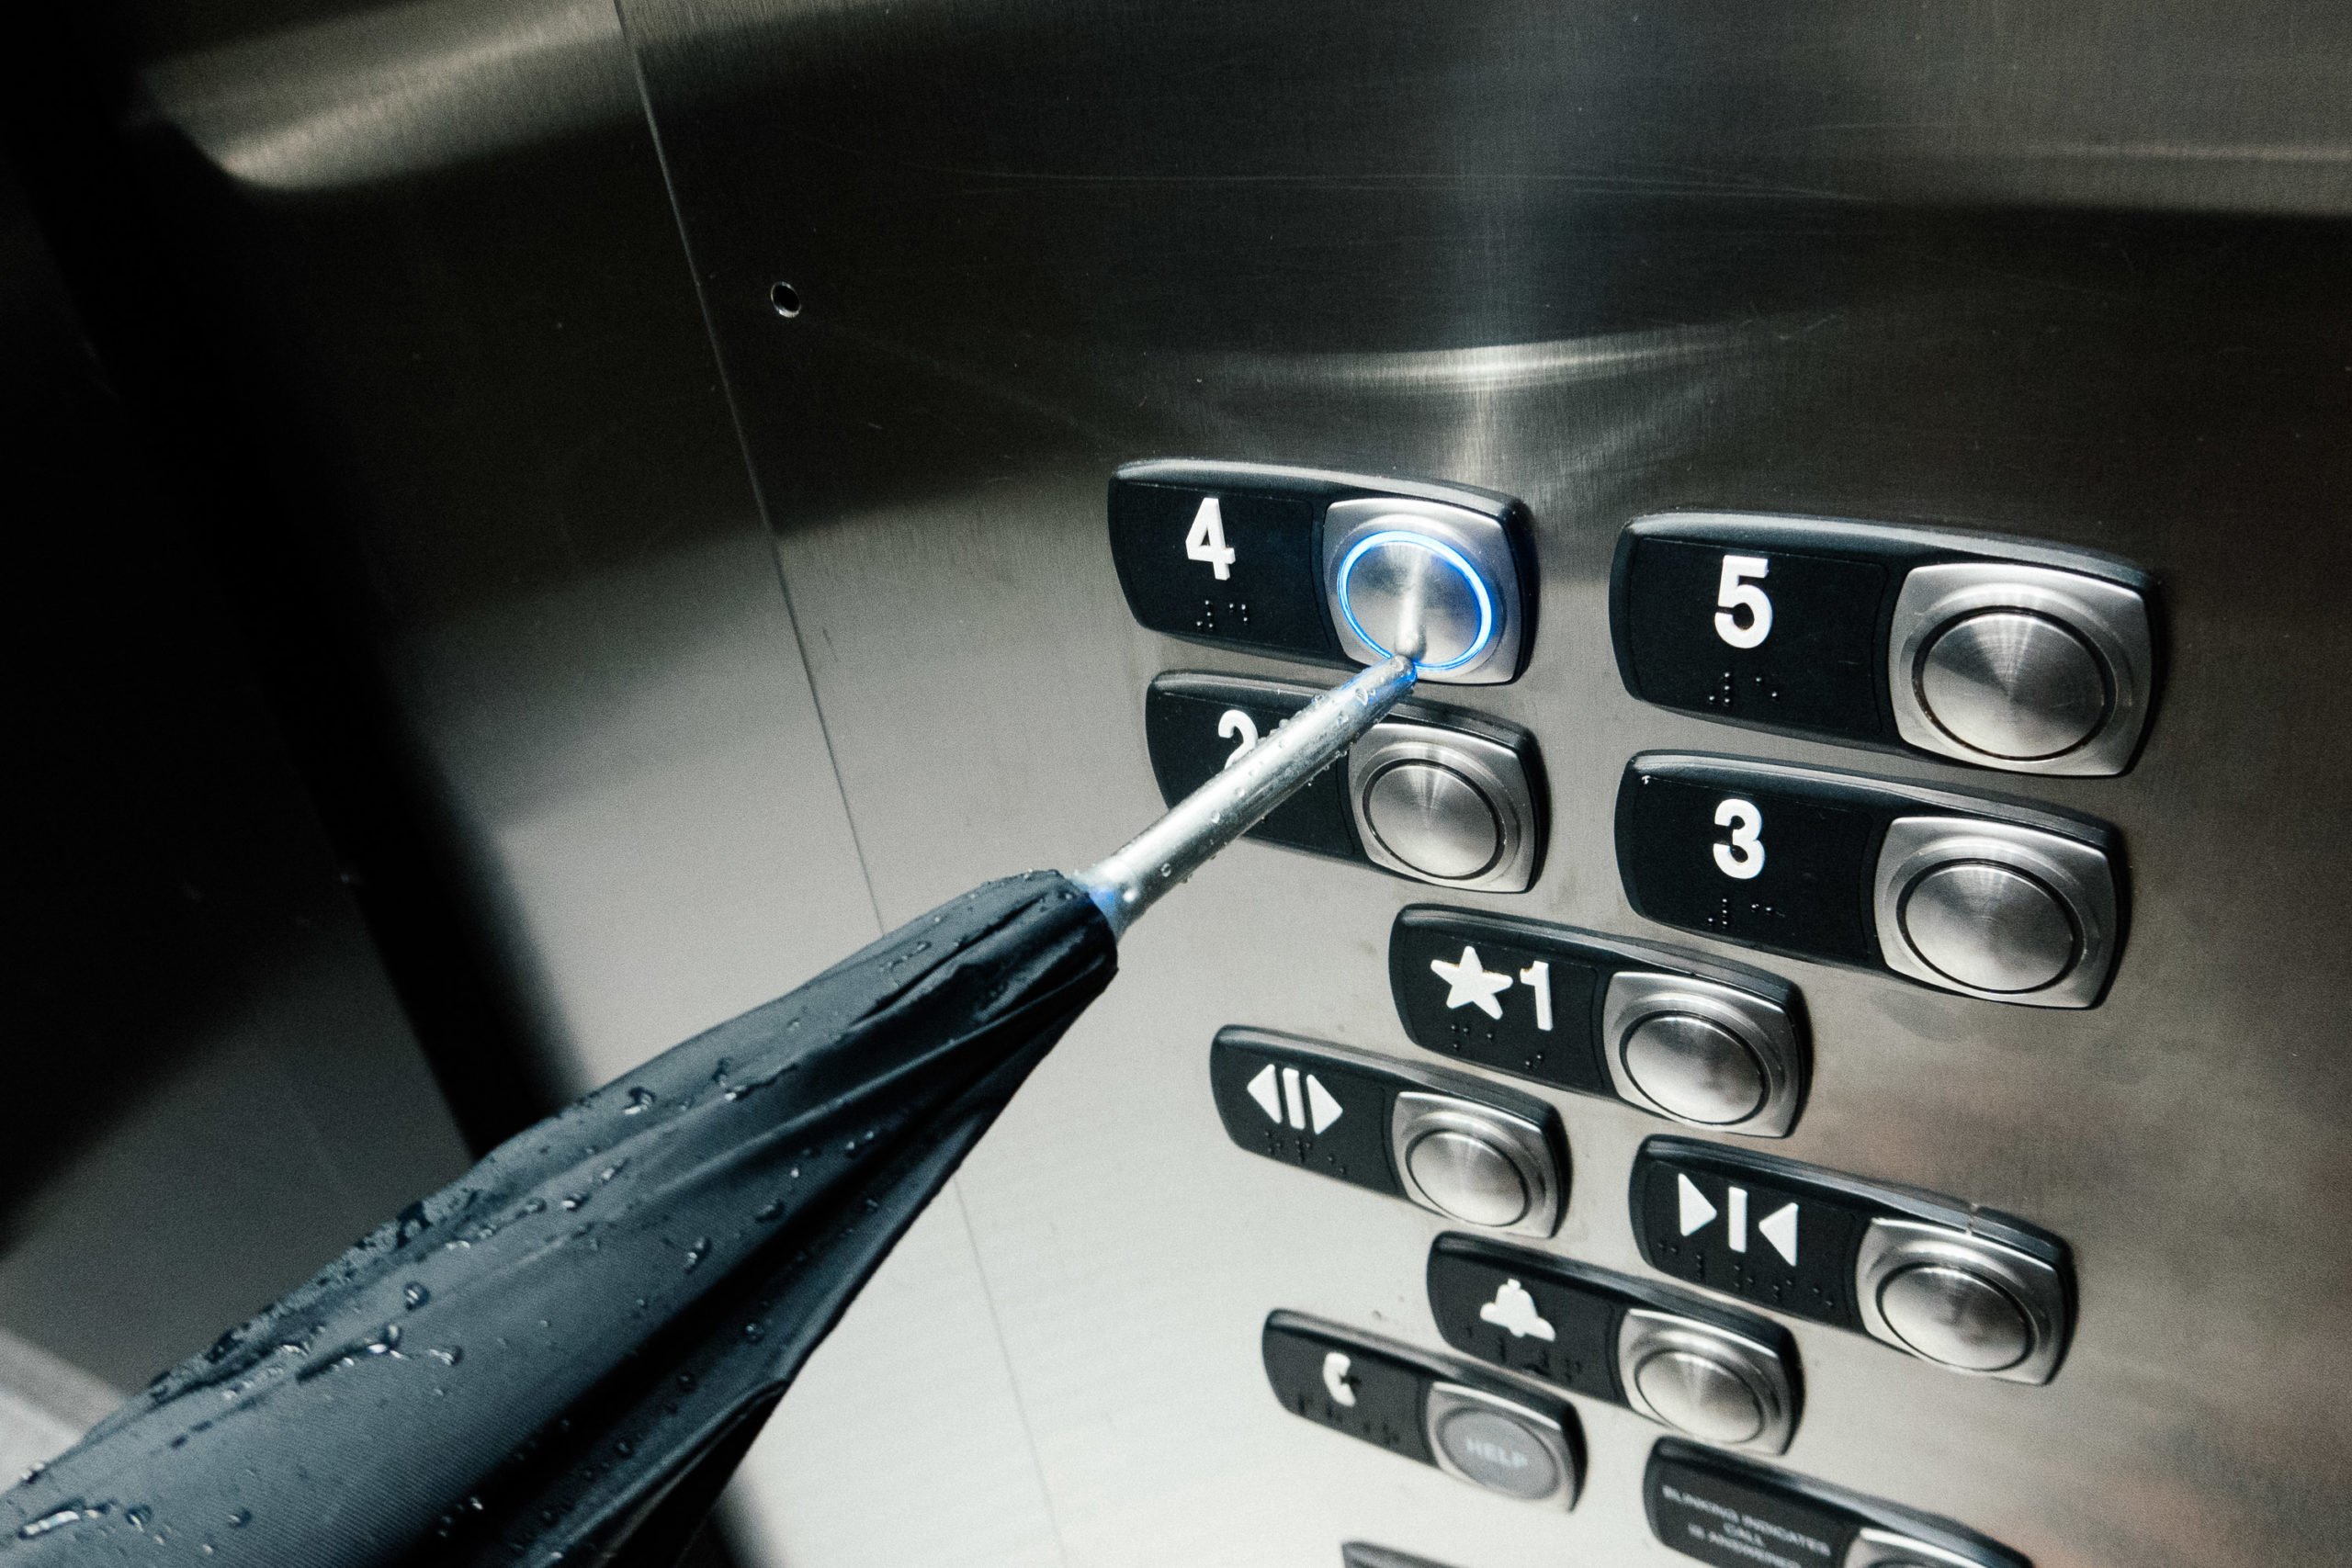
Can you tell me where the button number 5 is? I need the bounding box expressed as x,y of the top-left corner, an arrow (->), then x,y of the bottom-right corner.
1713,797 -> 1765,880
1713,554 -> 1771,649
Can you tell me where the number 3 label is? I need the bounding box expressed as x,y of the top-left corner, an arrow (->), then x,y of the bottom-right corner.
1713,553 -> 1771,649
1713,797 -> 1765,879
1185,497 -> 1237,581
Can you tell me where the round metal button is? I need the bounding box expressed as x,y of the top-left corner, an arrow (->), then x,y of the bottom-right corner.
1632,1349 -> 1766,1445
1620,1013 -> 1768,1125
1432,1407 -> 1560,1500
1363,761 -> 1501,880
1876,1264 -> 2033,1371
1405,1130 -> 1529,1227
1337,530 -> 1493,669
1899,861 -> 2076,993
1917,609 -> 2108,761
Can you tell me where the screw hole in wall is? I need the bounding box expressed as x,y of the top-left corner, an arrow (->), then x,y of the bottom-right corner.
769,281 -> 802,318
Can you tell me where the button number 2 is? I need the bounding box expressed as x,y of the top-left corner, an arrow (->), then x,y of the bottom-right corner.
1713,553 -> 1771,649
1185,497 -> 1236,581
1713,797 -> 1765,880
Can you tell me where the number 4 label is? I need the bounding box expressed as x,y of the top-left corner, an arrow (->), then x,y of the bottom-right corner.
1185,497 -> 1236,581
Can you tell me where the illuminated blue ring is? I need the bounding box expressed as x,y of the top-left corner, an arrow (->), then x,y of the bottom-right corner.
1335,530 -> 1497,672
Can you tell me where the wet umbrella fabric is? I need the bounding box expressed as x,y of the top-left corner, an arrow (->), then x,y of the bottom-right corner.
5,872 -> 1114,1566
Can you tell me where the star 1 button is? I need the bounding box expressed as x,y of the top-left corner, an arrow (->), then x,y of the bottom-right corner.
1430,944 -> 1514,1019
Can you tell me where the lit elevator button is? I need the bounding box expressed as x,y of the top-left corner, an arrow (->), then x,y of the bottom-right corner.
1322,495 -> 1530,683
1898,862 -> 2076,993
1363,761 -> 1501,880
1334,530 -> 1495,671
1917,610 -> 2108,760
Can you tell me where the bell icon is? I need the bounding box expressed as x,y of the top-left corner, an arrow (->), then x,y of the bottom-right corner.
1476,1278 -> 1555,1342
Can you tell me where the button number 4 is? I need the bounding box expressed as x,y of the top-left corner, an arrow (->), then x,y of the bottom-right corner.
1185,497 -> 1236,581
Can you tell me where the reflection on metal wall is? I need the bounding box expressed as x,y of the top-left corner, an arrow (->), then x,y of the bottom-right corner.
63,0 -> 2352,1564
617,3 -> 2352,1565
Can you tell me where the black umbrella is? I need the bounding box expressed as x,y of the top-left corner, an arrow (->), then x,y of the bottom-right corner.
5,651 -> 1419,1566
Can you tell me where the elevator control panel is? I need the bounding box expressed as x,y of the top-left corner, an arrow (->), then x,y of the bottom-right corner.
1264,1312 -> 1583,1507
1617,752 -> 2124,1008
1150,673 -> 1546,892
1611,512 -> 2156,775
1211,1029 -> 1567,1237
1632,1138 -> 2073,1383
1429,1235 -> 1801,1455
1645,1441 -> 2029,1568
1389,908 -> 1806,1136
1110,460 -> 1536,683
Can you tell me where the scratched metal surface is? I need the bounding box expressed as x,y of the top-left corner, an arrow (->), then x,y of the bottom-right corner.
614,3 -> 2352,1565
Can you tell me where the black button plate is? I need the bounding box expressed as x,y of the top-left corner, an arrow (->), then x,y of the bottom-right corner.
1263,1314 -> 1436,1467
1609,511 -> 2155,763
1147,672 -> 1363,861
1389,907 -> 1804,1115
1210,1027 -> 1566,1213
1615,750 -> 2121,986
1426,1235 -> 1623,1403
1630,1136 -> 2069,1337
1428,1235 -> 1799,1416
1209,1028 -> 1406,1200
1645,1440 -> 2030,1568
1111,459 -> 1536,673
1620,536 -> 1888,740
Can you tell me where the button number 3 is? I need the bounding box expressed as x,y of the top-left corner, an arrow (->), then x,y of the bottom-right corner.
1713,797 -> 1765,880
1185,497 -> 1237,581
1713,553 -> 1771,649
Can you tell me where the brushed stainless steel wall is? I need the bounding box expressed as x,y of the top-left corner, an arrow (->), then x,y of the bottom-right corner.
613,4 -> 2352,1566
98,1 -> 2352,1564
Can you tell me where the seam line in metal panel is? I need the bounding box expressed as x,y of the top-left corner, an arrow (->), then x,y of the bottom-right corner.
611,0 -> 887,938
950,1179 -> 1076,1568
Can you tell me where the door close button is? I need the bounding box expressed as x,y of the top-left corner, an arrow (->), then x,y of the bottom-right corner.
1631,1138 -> 2074,1384
1610,513 -> 2156,774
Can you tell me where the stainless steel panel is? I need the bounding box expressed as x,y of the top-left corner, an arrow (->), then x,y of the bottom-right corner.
617,5 -> 2352,1566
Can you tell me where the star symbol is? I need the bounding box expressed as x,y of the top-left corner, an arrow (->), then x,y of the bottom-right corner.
1430,944 -> 1513,1019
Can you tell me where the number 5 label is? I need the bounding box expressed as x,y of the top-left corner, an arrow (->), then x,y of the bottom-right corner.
1713,553 -> 1771,649
1185,497 -> 1237,581
1713,797 -> 1765,880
